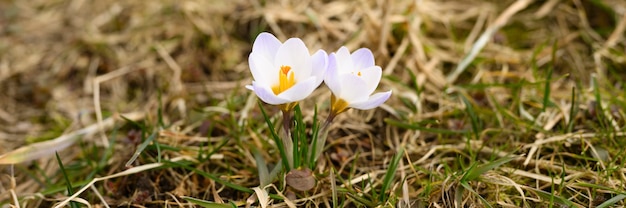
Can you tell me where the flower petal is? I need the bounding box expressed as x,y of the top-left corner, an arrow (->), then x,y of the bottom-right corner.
252,32 -> 281,63
275,38 -> 311,82
334,46 -> 354,74
349,91 -> 392,110
251,81 -> 290,105
324,53 -> 341,96
360,66 -> 382,96
277,77 -> 318,102
351,48 -> 375,70
249,52 -> 277,85
311,49 -> 328,85
337,73 -> 369,103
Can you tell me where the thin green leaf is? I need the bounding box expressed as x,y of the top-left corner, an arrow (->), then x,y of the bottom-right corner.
574,182 -> 626,194
125,130 -> 158,167
347,192 -> 376,207
293,105 -> 304,168
530,40 -> 546,77
592,76 -> 609,129
463,156 -> 515,182
596,194 -> 626,208
268,161 -> 282,185
163,160 -> 254,194
203,138 -> 230,162
460,181 -> 493,208
308,105 -> 320,169
379,146 -> 405,202
532,188 -> 576,207
55,152 -> 79,208
254,149 -> 271,187
41,180 -> 90,195
542,40 -> 557,112
461,95 -> 481,140
258,102 -> 290,171
157,90 -> 165,128
181,196 -> 236,208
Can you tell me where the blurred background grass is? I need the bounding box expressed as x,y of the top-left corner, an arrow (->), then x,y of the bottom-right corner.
1,0 -> 626,207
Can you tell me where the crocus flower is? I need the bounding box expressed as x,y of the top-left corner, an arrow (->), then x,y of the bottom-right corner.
247,32 -> 328,112
324,47 -> 391,118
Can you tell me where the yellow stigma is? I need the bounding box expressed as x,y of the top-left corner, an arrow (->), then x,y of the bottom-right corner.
272,65 -> 296,95
330,94 -> 349,115
357,71 -> 362,76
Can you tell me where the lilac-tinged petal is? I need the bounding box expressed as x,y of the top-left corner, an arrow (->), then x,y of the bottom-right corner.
360,66 -> 382,95
249,52 -> 277,84
337,73 -> 370,103
351,48 -> 375,70
324,53 -> 341,96
252,32 -> 282,63
349,91 -> 392,110
275,38 -> 311,81
334,47 -> 354,74
251,82 -> 290,105
277,77 -> 317,102
311,49 -> 328,85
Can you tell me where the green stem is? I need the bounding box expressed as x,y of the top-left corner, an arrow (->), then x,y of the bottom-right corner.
281,110 -> 294,169
310,115 -> 334,167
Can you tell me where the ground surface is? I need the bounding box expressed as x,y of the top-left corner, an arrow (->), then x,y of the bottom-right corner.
1,0 -> 626,207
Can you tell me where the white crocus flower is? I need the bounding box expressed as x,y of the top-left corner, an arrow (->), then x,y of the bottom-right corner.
324,46 -> 392,117
247,32 -> 328,112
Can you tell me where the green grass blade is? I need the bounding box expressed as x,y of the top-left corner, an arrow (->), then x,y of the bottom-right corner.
268,161 -> 282,186
542,67 -> 553,112
40,179 -> 91,195
308,105 -> 320,169
253,149 -> 271,187
532,189 -> 575,207
157,90 -> 165,128
202,138 -> 230,162
592,76 -> 609,129
181,196 -> 237,208
163,160 -> 253,194
596,194 -> 626,208
530,41 -> 546,78
461,95 -> 481,140
574,182 -> 626,194
542,40 -> 557,112
460,181 -> 493,208
258,102 -> 290,171
293,105 -> 304,168
462,156 -> 515,182
55,152 -> 79,208
125,130 -> 158,167
379,146 -> 404,202
347,192 -> 376,207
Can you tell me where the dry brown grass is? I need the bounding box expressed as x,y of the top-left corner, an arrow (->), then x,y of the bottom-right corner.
1,0 -> 626,207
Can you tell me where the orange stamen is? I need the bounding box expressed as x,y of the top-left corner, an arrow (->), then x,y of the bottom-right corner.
272,65 -> 296,95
